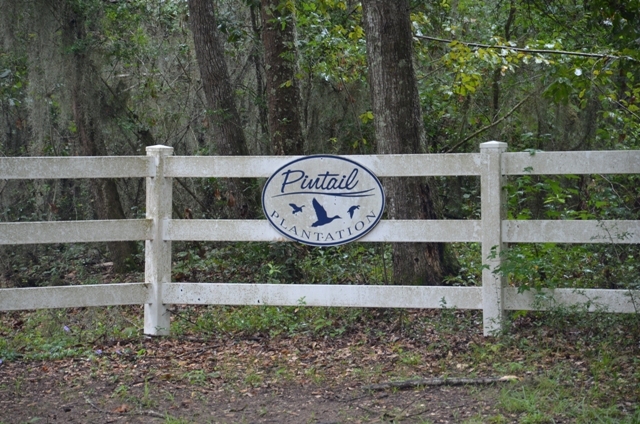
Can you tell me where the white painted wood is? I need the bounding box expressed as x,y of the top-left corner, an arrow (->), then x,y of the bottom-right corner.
166,156 -> 301,178
165,219 -> 483,243
165,153 -> 483,178
144,146 -> 173,336
0,283 -> 148,310
163,283 -> 483,309
343,154 -> 483,177
6,282 -> 634,315
480,141 -> 508,335
165,219 -> 287,242
359,220 -> 482,242
0,219 -> 152,245
503,220 -> 640,244
504,287 -> 640,313
503,150 -> 640,175
0,145 -> 638,338
0,156 -> 153,179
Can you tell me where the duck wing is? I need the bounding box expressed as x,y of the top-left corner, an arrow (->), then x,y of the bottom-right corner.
312,198 -> 328,221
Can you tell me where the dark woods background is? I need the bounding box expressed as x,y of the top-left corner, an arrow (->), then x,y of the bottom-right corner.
0,0 -> 638,290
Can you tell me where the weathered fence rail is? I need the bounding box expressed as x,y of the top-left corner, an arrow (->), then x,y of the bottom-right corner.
1,142 -> 638,336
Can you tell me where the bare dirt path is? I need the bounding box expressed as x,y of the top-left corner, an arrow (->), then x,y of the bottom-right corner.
1,361 -> 502,424
0,334 -> 507,423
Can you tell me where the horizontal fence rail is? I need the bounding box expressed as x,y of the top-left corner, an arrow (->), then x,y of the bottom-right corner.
165,153 -> 484,178
163,284 -> 484,309
503,287 -> 638,313
503,220 -> 640,244
165,220 -> 483,243
161,284 -> 638,314
0,283 -> 149,311
0,156 -> 153,179
0,219 -> 153,245
1,143 -> 638,337
503,150 -> 640,175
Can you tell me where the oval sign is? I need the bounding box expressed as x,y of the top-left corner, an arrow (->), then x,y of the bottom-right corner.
262,155 -> 385,246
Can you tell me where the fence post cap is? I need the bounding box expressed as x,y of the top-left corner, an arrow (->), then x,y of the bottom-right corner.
146,145 -> 174,155
480,141 -> 508,152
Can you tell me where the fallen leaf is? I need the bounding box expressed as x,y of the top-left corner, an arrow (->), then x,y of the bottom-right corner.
113,404 -> 129,413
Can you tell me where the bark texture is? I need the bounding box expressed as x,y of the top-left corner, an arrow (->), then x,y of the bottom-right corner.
362,0 -> 446,285
64,8 -> 137,273
260,0 -> 304,155
188,0 -> 257,217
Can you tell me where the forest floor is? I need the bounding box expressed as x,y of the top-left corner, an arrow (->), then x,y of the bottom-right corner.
0,267 -> 639,423
0,332 -> 508,424
2,305 -> 639,424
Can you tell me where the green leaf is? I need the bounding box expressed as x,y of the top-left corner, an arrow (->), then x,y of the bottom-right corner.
359,110 -> 374,123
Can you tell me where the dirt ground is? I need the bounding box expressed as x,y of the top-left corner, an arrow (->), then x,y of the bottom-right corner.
0,372 -> 501,423
6,306 -> 636,423
0,335 -> 509,424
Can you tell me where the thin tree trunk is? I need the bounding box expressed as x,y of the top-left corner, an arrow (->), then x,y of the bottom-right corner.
188,0 -> 257,218
362,0 -> 447,285
250,5 -> 270,146
260,0 -> 304,155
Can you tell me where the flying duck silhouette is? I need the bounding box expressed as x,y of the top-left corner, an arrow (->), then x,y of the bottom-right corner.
289,203 -> 305,215
347,205 -> 360,218
311,198 -> 341,227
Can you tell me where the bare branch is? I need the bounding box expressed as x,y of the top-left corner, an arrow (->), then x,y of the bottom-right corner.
362,376 -> 519,391
444,93 -> 532,153
416,35 -> 637,62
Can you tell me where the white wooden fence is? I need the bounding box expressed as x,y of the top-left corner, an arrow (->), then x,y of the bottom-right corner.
1,142 -> 638,336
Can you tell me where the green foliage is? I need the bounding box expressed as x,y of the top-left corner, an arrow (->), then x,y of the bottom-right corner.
498,373 -> 639,423
441,243 -> 482,287
298,244 -> 389,285
171,303 -> 364,339
0,53 -> 27,111
297,1 -> 365,83
497,165 -> 640,294
492,242 -> 638,293
171,241 -> 390,286
407,0 -> 640,154
0,306 -> 142,361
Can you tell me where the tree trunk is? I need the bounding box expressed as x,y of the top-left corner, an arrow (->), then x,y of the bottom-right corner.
188,0 -> 257,218
362,0 -> 447,285
65,8 -> 137,273
260,0 -> 304,155
250,5 -> 270,147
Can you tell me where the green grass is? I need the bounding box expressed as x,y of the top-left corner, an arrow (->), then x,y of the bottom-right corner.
497,377 -> 639,423
0,307 -> 144,361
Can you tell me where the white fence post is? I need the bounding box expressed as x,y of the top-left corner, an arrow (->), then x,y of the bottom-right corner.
480,141 -> 507,336
144,145 -> 173,336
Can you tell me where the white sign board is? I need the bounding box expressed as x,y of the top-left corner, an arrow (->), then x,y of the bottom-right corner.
262,155 -> 385,246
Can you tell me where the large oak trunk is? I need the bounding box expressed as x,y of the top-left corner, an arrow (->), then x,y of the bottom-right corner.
188,0 -> 257,218
362,0 -> 446,285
